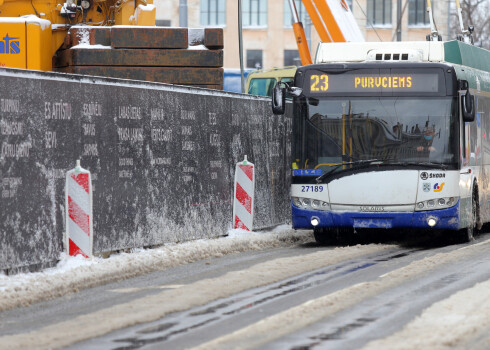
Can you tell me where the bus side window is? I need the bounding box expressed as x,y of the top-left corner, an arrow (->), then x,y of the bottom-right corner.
462,92 -> 470,166
464,122 -> 470,166
471,113 -> 478,165
484,99 -> 490,166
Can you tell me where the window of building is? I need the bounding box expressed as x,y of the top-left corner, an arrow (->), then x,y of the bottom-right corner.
200,0 -> 226,26
283,0 -> 308,27
247,50 -> 263,69
243,0 -> 267,27
409,0 -> 429,25
367,0 -> 391,26
284,50 -> 301,66
155,19 -> 171,26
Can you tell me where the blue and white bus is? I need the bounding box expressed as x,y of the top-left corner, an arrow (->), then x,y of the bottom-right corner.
273,40 -> 490,244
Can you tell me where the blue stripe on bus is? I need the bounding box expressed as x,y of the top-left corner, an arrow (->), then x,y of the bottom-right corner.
293,169 -> 323,176
291,200 -> 461,230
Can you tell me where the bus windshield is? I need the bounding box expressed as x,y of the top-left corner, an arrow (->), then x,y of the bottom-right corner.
293,96 -> 458,179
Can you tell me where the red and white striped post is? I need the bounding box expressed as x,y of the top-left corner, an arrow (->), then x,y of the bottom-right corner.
65,160 -> 93,258
233,155 -> 255,231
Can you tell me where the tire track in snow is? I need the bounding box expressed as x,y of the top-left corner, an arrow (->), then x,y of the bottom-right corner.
0,228 -> 312,312
361,278 -> 490,350
0,244 -> 390,350
189,238 -> 490,350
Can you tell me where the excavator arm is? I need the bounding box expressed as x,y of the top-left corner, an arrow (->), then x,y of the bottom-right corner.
288,0 -> 364,65
289,0 -> 313,65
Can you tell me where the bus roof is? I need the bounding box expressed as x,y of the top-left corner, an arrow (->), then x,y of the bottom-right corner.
315,40 -> 490,92
316,40 -> 489,72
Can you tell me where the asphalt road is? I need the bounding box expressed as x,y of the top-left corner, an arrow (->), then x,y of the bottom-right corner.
1,229 -> 489,350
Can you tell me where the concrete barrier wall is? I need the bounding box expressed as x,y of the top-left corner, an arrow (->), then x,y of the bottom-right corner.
0,68 -> 292,272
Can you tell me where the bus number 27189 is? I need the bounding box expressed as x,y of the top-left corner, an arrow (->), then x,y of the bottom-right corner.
301,186 -> 324,192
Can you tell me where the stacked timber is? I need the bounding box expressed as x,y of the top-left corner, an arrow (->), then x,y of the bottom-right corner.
54,26 -> 224,90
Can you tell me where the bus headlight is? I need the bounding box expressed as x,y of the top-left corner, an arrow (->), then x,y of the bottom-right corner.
427,217 -> 437,227
415,197 -> 459,211
292,197 -> 302,207
291,197 -> 330,211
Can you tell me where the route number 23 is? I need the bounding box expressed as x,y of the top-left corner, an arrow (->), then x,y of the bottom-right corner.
310,74 -> 329,92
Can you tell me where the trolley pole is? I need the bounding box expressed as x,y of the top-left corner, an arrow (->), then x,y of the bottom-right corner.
396,0 -> 402,41
238,0 -> 245,93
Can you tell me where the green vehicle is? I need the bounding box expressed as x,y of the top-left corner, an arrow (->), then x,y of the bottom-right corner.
246,66 -> 297,97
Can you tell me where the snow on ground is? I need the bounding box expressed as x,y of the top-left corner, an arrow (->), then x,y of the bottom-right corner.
0,240 -> 391,350
362,279 -> 490,350
192,238 -> 490,350
0,226 -> 312,312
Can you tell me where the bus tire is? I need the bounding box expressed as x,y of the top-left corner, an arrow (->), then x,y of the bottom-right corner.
458,193 -> 476,243
314,228 -> 338,245
475,186 -> 483,231
337,228 -> 357,245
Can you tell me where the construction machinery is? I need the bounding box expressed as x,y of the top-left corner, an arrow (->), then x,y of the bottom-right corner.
287,0 -> 364,65
0,0 -> 155,71
244,0 -> 364,97
0,0 -> 224,88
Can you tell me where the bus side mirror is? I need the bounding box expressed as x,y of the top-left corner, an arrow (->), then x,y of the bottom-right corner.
272,82 -> 286,115
462,90 -> 475,122
458,79 -> 469,90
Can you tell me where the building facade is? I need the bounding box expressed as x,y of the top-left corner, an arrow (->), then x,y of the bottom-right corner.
155,0 -> 450,70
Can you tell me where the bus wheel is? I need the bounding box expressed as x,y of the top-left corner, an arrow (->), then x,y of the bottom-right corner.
314,228 -> 338,245
458,195 -> 476,243
337,228 -> 357,245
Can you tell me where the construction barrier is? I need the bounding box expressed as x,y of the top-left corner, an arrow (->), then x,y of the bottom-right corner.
0,68 -> 292,273
65,160 -> 93,258
233,156 -> 255,231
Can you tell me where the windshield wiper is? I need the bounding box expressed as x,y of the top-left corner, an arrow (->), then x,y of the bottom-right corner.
384,161 -> 448,170
315,159 -> 382,183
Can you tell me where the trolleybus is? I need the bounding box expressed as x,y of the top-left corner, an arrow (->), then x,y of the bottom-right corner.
273,40 -> 490,244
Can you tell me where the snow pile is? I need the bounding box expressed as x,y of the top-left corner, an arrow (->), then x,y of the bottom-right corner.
21,15 -> 51,30
188,44 -> 209,50
72,44 -> 111,49
76,27 -> 90,45
71,27 -> 110,49
0,226 -> 312,311
137,4 -> 155,12
188,28 -> 205,46
0,16 -> 51,30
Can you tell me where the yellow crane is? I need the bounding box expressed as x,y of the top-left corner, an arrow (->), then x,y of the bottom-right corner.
0,0 -> 155,71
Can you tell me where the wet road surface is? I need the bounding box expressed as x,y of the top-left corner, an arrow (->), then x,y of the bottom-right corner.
1,229 -> 489,350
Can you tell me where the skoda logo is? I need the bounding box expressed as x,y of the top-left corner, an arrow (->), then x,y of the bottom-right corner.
420,172 -> 428,180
